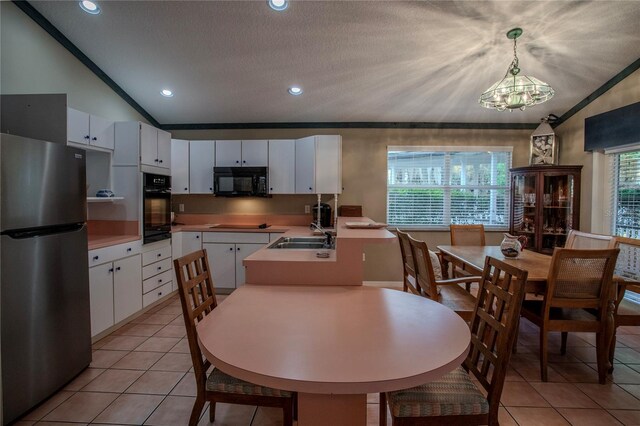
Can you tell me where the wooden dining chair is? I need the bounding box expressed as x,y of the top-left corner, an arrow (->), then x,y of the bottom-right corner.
449,224 -> 486,292
380,256 -> 528,426
408,235 -> 479,321
173,250 -> 295,426
565,229 -> 617,249
397,229 -> 442,295
520,248 -> 620,383
609,236 -> 640,370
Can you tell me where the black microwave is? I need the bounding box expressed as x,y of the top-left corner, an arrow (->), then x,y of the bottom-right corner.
214,167 -> 268,197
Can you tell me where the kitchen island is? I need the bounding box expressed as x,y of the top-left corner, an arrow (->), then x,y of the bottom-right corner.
243,217 -> 395,286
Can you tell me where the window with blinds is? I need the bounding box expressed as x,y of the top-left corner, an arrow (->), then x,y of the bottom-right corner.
387,147 -> 512,229
610,149 -> 640,304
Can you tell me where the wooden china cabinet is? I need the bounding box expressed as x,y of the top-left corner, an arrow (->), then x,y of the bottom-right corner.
509,165 -> 582,254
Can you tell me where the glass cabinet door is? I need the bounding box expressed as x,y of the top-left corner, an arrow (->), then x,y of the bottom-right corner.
512,173 -> 537,242
540,173 -> 575,253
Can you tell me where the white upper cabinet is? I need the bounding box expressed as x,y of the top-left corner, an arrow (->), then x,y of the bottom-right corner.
241,140 -> 268,166
268,139 -> 295,194
67,108 -> 114,150
190,140 -> 216,194
140,124 -> 171,170
215,140 -> 242,166
215,140 -> 268,167
294,135 -> 342,194
295,136 -> 316,194
171,139 -> 189,194
157,130 -> 172,169
315,135 -> 342,194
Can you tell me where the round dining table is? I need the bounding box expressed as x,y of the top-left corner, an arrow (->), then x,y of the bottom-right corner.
197,285 -> 471,426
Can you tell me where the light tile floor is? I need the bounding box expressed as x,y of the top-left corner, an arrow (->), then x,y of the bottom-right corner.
14,292 -> 640,426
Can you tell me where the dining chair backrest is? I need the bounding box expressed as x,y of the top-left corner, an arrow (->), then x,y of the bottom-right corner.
450,224 -> 486,246
546,248 -> 619,312
397,229 -> 419,294
565,230 -> 617,250
173,250 -> 218,389
465,256 -> 528,419
408,235 -> 438,298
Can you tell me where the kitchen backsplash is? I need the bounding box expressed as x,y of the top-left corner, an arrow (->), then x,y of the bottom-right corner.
171,194 -> 338,215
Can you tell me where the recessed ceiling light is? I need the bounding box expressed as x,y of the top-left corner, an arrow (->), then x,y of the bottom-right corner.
288,86 -> 303,96
161,89 -> 174,98
79,0 -> 100,15
268,0 -> 289,11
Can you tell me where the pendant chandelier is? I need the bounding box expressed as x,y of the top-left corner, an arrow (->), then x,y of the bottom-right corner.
479,28 -> 554,111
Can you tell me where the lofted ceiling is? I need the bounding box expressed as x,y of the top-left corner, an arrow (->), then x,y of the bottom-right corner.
29,0 -> 640,126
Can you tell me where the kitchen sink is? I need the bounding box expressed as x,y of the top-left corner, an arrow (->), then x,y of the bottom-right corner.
267,236 -> 334,250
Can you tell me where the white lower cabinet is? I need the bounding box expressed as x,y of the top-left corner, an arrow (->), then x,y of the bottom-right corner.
182,232 -> 203,255
142,240 -> 173,307
88,253 -> 142,337
202,232 -> 269,289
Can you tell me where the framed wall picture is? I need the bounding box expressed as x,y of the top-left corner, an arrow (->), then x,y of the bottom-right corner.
530,134 -> 558,165
529,118 -> 558,165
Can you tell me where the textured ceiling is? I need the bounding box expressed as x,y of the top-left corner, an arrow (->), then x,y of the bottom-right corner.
30,1 -> 640,125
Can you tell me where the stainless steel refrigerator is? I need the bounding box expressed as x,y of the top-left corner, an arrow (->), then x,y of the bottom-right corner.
1,133 -> 91,424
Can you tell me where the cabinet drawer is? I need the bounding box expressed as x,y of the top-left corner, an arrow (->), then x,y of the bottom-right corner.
143,281 -> 173,307
89,240 -> 142,267
143,270 -> 172,294
142,258 -> 172,280
202,232 -> 269,244
142,245 -> 172,266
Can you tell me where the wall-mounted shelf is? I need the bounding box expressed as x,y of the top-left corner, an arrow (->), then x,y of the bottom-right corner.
87,197 -> 124,203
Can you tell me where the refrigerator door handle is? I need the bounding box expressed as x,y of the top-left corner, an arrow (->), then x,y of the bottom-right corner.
1,223 -> 85,239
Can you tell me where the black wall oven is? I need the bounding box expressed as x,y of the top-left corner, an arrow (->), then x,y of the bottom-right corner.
143,173 -> 171,244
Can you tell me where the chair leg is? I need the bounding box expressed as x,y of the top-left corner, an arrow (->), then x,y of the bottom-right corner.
283,399 -> 293,426
293,392 -> 298,421
540,329 -> 549,382
560,332 -> 568,355
596,331 -> 608,384
512,316 -> 520,354
379,392 -> 387,426
190,395 -> 206,426
609,331 -> 617,373
209,401 -> 216,423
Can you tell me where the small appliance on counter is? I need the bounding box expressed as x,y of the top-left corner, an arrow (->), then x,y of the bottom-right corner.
313,203 -> 332,228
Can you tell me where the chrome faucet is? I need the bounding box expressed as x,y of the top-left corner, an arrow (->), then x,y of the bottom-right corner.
310,223 -> 334,248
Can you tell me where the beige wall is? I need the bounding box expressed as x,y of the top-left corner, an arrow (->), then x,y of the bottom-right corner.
0,2 -> 149,123
555,67 -> 640,232
171,127 -> 532,280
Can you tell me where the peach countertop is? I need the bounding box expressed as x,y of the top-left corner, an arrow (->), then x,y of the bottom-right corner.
88,234 -> 141,250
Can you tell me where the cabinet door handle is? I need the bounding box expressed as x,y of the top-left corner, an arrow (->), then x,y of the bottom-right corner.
127,248 -> 132,252
116,266 -> 121,271
309,187 -> 312,191
236,160 -> 240,164
270,187 -> 273,191
92,137 -> 97,141
108,268 -> 114,273
93,255 -> 99,260
84,135 -> 90,140
229,247 -> 233,251
158,279 -> 163,283
184,187 -> 188,191
157,266 -> 162,270
242,160 -> 246,164
237,247 -> 240,251
209,187 -> 213,191
154,159 -> 159,162
196,235 -> 199,239
157,253 -> 162,257
158,291 -> 163,296
159,160 -> 163,163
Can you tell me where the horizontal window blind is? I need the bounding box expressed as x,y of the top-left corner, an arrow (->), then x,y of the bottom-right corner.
388,148 -> 511,229
611,149 -> 640,304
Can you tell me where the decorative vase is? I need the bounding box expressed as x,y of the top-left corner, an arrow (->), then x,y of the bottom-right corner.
500,233 -> 528,258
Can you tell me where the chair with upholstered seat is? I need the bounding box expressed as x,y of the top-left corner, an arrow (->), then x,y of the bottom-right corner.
173,250 -> 295,426
380,256 -> 528,426
408,235 -> 480,321
565,229 -> 617,249
520,248 -> 620,383
609,236 -> 640,370
449,224 -> 486,292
